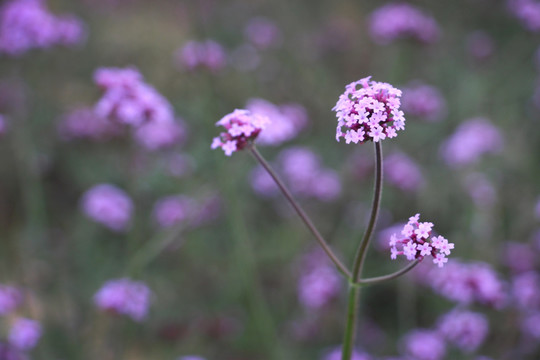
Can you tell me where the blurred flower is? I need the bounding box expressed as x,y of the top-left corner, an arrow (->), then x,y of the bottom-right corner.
424,260 -> 507,308
368,3 -> 440,45
211,109 -> 269,156
8,318 -> 41,350
81,184 -> 133,232
0,342 -> 27,360
512,271 -> 540,309
298,250 -> 340,310
0,285 -> 23,315
462,172 -> 497,208
440,117 -> 503,168
334,76 -> 404,144
153,195 -> 195,228
134,117 -> 186,151
466,31 -> 495,62
94,278 -> 151,321
0,0 -> 86,56
250,147 -> 341,201
0,114 -> 7,136
177,357 -> 206,360
57,107 -> 121,141
401,82 -> 446,122
384,152 -> 424,192
389,214 -> 453,267
246,98 -> 308,146
502,242 -> 535,273
175,40 -> 226,72
437,309 -> 489,352
402,329 -> 446,360
322,346 -> 371,360
94,67 -> 176,128
508,0 -> 540,32
521,311 -> 540,338
244,17 -> 282,49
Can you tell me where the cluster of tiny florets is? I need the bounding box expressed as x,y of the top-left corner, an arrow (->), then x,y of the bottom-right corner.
333,76 -> 405,144
390,214 -> 454,267
211,109 -> 270,156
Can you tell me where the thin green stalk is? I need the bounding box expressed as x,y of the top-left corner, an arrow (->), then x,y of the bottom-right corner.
342,142 -> 383,360
355,260 -> 420,286
249,145 -> 351,278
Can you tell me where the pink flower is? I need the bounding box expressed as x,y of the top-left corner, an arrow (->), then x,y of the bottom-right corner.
8,318 -> 41,350
94,278 -> 151,321
211,109 -> 269,156
334,77 -> 405,144
81,184 -> 133,232
389,214 -> 453,267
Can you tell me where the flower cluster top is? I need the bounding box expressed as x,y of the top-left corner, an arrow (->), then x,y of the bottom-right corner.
93,278 -> 151,322
211,109 -> 270,156
389,214 -> 454,267
333,76 -> 405,144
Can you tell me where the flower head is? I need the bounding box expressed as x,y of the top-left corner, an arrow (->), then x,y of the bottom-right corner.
334,77 -> 404,144
389,214 -> 453,267
402,329 -> 446,360
8,318 -> 41,350
211,109 -> 270,156
94,278 -> 151,321
81,184 -> 133,232
437,309 -> 489,352
0,285 -> 23,315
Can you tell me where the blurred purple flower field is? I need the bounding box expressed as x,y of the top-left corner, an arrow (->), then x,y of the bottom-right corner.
0,0 -> 540,359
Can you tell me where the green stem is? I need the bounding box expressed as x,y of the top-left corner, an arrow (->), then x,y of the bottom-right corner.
342,142 -> 383,360
249,146 -> 351,278
355,260 -> 420,286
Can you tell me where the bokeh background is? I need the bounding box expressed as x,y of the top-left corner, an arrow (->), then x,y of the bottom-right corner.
1,0 -> 540,359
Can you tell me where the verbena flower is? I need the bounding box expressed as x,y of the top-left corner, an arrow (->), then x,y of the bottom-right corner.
246,98 -> 308,146
211,109 -> 270,156
94,278 -> 151,321
81,184 -> 133,232
0,114 -> 6,136
297,250 -> 340,310
153,195 -> 195,228
508,0 -> 540,32
8,318 -> 41,350
389,214 -> 453,267
512,271 -> 540,309
323,347 -> 371,360
440,117 -> 503,168
437,309 -> 489,352
333,76 -> 404,144
57,107 -> 121,141
402,329 -> 446,360
0,285 -> 23,315
401,82 -> 446,122
244,17 -> 282,49
175,40 -> 226,72
0,0 -> 86,56
368,3 -> 440,45
94,67 -> 175,127
384,152 -> 424,192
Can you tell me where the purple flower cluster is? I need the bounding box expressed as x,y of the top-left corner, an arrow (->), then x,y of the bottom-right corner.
440,117 -> 503,168
424,260 -> 506,308
153,195 -> 195,228
466,31 -> 495,61
437,309 -> 489,352
508,0 -> 540,31
503,242 -> 536,273
402,329 -> 446,360
384,152 -> 424,192
401,82 -> 446,122
8,319 -> 41,350
0,114 -> 6,136
211,109 -> 270,156
389,214 -> 454,267
94,278 -> 151,321
322,346 -> 371,360
0,285 -> 23,315
0,0 -> 85,56
246,98 -> 308,146
94,67 -> 185,150
0,342 -> 27,360
244,17 -> 282,49
58,107 -> 121,141
297,250 -> 341,310
251,147 -> 341,201
81,184 -> 133,232
175,40 -> 226,72
368,3 -> 440,45
513,271 -> 540,309
334,77 -> 405,144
